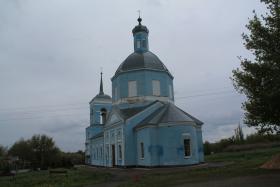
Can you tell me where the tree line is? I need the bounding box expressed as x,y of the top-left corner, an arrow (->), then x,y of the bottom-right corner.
0,134 -> 84,174
204,132 -> 280,155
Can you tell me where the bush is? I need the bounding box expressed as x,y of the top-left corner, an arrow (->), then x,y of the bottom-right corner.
0,160 -> 11,176
204,133 -> 280,154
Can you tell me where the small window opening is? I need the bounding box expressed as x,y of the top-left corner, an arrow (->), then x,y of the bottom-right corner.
137,40 -> 141,48
100,108 -> 107,124
106,145 -> 109,161
142,40 -> 146,48
140,142 -> 144,159
118,145 -> 122,160
184,139 -> 191,157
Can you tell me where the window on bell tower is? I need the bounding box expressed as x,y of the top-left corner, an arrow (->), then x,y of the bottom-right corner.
136,40 -> 141,49
142,40 -> 146,48
100,108 -> 107,125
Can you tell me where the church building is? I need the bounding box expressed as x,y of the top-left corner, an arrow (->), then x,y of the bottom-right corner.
85,17 -> 204,167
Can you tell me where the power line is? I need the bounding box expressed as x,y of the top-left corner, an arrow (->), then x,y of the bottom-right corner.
176,90 -> 238,100
0,112 -> 88,122
0,102 -> 88,112
1,106 -> 89,116
176,86 -> 234,95
0,89 -> 242,123
0,88 -> 239,113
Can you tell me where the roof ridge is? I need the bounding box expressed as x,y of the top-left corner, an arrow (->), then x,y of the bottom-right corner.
147,103 -> 167,124
133,102 -> 166,131
157,102 -> 171,123
172,104 -> 204,125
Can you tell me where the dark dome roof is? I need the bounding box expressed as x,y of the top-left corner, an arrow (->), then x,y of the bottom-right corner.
132,24 -> 149,34
114,51 -> 173,78
90,93 -> 112,103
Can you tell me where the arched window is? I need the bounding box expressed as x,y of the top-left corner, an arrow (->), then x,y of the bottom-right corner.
100,108 -> 107,124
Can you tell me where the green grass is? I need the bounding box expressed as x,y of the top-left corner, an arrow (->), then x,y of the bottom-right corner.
120,147 -> 280,187
1,147 -> 279,187
0,167 -> 111,187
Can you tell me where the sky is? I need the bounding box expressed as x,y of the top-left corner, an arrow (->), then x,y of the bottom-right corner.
0,0 -> 266,152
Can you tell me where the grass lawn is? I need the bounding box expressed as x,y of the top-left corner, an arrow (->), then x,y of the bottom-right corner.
0,167 -> 111,187
120,147 -> 280,187
1,147 -> 279,187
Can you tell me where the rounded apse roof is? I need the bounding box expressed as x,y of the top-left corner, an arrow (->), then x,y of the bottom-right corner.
114,51 -> 172,78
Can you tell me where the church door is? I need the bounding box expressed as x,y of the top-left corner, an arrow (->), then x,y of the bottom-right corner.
111,144 -> 116,167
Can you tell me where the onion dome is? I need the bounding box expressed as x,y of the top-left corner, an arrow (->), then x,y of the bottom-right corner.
114,51 -> 172,78
132,17 -> 149,35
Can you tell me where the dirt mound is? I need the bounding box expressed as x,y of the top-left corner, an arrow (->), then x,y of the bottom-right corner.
261,154 -> 280,169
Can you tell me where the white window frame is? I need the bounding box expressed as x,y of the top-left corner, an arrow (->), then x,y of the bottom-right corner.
183,138 -> 191,158
152,80 -> 161,96
128,81 -> 137,97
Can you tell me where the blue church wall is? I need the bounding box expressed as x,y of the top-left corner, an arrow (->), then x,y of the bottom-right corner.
196,128 -> 204,162
103,124 -> 125,167
112,70 -> 174,102
136,127 -> 160,166
157,124 -> 199,166
136,124 -> 202,166
86,126 -> 103,140
124,102 -> 164,166
90,136 -> 104,166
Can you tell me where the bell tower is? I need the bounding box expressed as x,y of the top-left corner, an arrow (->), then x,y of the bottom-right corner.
89,72 -> 112,126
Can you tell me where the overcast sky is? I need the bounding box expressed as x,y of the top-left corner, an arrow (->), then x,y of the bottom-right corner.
0,0 -> 266,152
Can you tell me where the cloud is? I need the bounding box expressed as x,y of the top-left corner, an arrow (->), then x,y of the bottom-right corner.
42,120 -> 85,134
0,0 -> 265,151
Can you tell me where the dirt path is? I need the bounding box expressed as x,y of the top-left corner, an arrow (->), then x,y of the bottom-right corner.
176,173 -> 280,187
85,164 -> 219,187
85,164 -> 280,187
